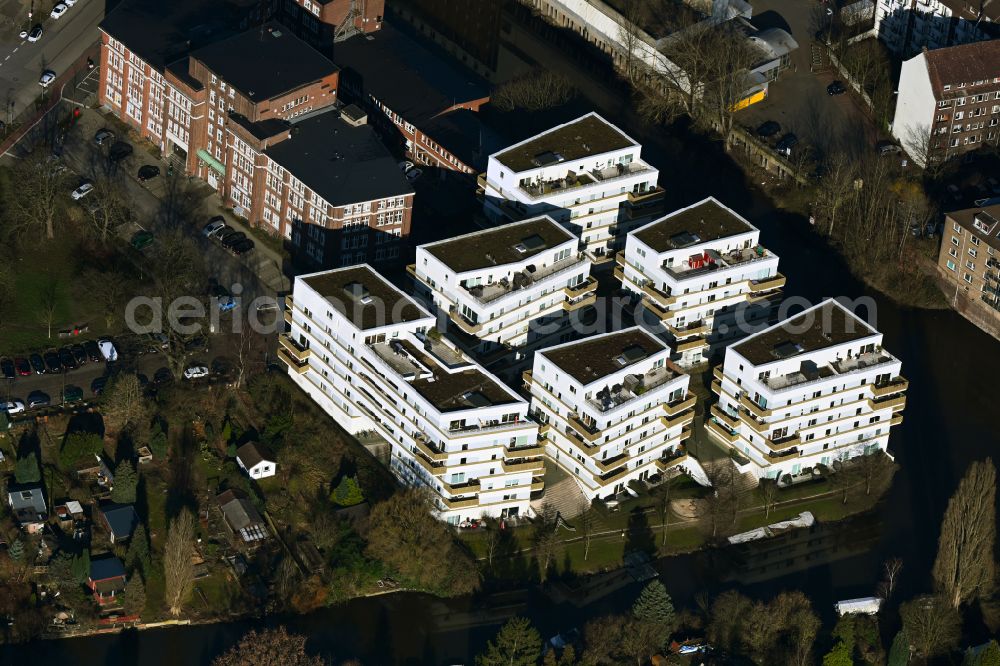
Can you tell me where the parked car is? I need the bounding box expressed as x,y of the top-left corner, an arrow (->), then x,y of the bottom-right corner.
827,81 -> 847,95
98,339 -> 118,362
137,165 -> 160,182
70,344 -> 87,365
876,141 -> 901,156
15,357 -> 31,376
71,182 -> 94,200
230,238 -> 255,255
94,128 -> 115,146
83,340 -> 101,362
27,25 -> 43,42
0,358 -> 14,379
2,400 -> 25,415
109,141 -> 133,163
43,351 -> 61,373
183,365 -> 209,380
63,385 -> 84,403
27,391 -> 50,409
90,376 -> 107,395
153,367 -> 174,384
221,232 -> 247,250
38,70 -> 56,88
756,121 -> 781,138
130,230 -> 154,250
218,296 -> 238,312
202,217 -> 226,237
405,168 -> 423,182
776,133 -> 798,156
59,347 -> 77,370
29,354 -> 46,374
65,0 -> 77,6
50,3 -> 68,18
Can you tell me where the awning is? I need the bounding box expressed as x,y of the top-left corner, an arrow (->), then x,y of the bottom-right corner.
196,148 -> 226,175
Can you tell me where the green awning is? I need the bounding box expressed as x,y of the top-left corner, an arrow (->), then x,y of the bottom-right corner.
196,148 -> 226,175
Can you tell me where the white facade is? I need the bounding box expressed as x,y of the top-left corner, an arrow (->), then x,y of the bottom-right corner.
411,216 -> 597,361
891,52 -> 938,168
873,0 -> 994,55
525,328 -> 696,500
279,265 -> 544,523
617,198 -> 784,367
707,300 -> 908,482
237,452 -> 277,479
482,113 -> 664,260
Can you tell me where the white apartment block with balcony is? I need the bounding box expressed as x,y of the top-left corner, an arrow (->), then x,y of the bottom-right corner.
409,217 -> 598,370
873,0 -> 998,56
707,300 -> 908,483
279,265 -> 544,524
616,198 -> 785,367
481,113 -> 664,262
524,328 -> 698,501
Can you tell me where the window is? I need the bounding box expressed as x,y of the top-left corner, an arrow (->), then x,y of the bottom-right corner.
946,260 -> 956,271
964,273 -> 973,283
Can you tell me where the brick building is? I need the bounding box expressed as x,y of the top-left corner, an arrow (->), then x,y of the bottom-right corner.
278,0 -> 385,52
332,23 -> 493,174
937,203 -> 1000,320
892,41 -> 1000,168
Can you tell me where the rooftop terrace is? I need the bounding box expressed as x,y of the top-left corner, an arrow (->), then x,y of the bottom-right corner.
424,217 -> 575,273
663,245 -> 773,280
541,328 -> 668,385
634,199 -> 756,253
733,301 -> 878,367
302,266 -> 426,331
495,114 -> 636,172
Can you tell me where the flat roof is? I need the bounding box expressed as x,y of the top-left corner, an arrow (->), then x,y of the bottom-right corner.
494,114 -> 637,172
191,23 -> 337,102
733,300 -> 877,366
634,198 -> 756,252
99,0 -> 248,71
541,328 -> 667,385
412,368 -> 521,413
423,217 -> 576,273
265,109 -> 413,207
301,266 -> 427,331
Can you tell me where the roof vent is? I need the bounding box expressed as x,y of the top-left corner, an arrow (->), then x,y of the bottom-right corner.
531,151 -> 564,167
343,281 -> 371,304
772,341 -> 804,359
615,344 -> 647,366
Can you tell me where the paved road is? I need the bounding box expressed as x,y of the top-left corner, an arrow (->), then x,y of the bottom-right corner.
0,0 -> 102,126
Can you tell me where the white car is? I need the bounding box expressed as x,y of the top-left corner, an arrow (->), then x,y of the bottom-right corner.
64,0 -> 77,5
39,70 -> 56,88
97,339 -> 118,362
71,183 -> 94,200
183,366 -> 209,380
27,25 -> 42,42
50,3 -> 68,18
2,400 -> 25,415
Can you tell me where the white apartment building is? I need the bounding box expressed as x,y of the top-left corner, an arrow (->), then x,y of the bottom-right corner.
873,0 -> 998,55
524,328 -> 697,501
409,217 -> 597,371
279,265 -> 544,523
481,113 -> 664,261
616,198 -> 785,367
707,300 -> 908,483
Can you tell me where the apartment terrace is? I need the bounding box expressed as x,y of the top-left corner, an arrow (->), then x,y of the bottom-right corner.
464,253 -> 587,304
663,246 -> 773,280
495,114 -> 636,172
518,162 -> 653,200
585,365 -> 678,413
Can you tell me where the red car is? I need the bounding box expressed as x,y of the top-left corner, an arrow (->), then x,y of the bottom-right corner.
14,358 -> 31,376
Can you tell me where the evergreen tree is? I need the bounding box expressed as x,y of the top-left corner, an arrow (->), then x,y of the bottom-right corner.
126,523 -> 151,574
632,579 -> 676,629
48,551 -> 77,588
14,455 -> 40,484
110,461 -> 138,504
121,575 -> 146,616
8,538 -> 24,562
887,630 -> 909,666
71,549 -> 91,584
149,422 -> 168,458
331,476 -> 364,507
476,617 -> 543,666
980,640 -> 1000,666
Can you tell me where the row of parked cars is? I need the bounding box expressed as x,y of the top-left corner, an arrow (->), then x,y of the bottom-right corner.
202,216 -> 256,256
1,340 -> 118,381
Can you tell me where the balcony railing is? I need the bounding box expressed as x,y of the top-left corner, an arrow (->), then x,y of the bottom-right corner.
279,334 -> 311,361
706,417 -> 739,444
564,276 -> 598,299
277,347 -> 309,374
748,273 -> 786,293
739,393 -> 773,418
448,310 -> 483,335
871,376 -> 908,397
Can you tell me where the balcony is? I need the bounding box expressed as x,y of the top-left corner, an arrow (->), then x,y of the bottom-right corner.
675,336 -> 708,353
891,414 -> 903,426
283,309 -> 293,325
706,417 -> 739,444
279,334 -> 311,362
277,347 -> 309,374
502,458 -> 545,474
613,264 -> 626,283
663,246 -> 775,281
568,414 -> 602,442
522,369 -> 533,387
448,310 -> 482,335
476,172 -> 487,191
586,365 -> 681,413
663,393 -> 696,416
414,437 -> 448,462
506,443 -> 545,458
710,404 -> 740,429
713,365 -> 724,383
564,291 -> 598,311
666,320 -> 710,339
626,186 -> 665,205
412,452 -> 447,477
439,495 -> 480,511
766,447 -> 799,462
656,448 -> 688,472
519,171 -> 597,199
660,409 -> 695,430
596,451 -> 629,472
871,376 -> 908,397
711,377 -> 722,395
464,254 -> 587,305
442,478 -> 480,495
746,289 -> 781,304
564,276 -> 598,299
531,479 -> 545,492
405,263 -> 418,279
868,394 -> 907,412
739,393 -> 773,418
748,273 -> 786,293
596,464 -> 633,487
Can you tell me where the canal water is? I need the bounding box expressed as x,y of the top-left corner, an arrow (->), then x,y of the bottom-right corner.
4,36 -> 999,666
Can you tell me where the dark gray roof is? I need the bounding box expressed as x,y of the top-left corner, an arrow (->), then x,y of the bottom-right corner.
191,23 -> 338,102
100,504 -> 139,539
332,22 -> 490,126
7,484 -> 46,514
541,329 -> 668,385
236,442 -> 275,469
217,490 -> 265,532
99,0 -> 249,71
302,265 -> 427,331
420,109 -> 504,171
90,556 -> 126,582
265,109 -> 413,207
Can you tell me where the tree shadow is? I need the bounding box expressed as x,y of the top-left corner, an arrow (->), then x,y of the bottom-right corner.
625,507 -> 656,557
165,425 -> 198,522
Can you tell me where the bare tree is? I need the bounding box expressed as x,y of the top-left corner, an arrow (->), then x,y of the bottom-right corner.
81,267 -> 131,332
164,508 -> 196,616
651,476 -> 674,547
8,151 -> 64,240
616,0 -> 644,84
84,174 -> 133,242
491,70 -> 575,112
483,519 -> 501,571
702,463 -> 736,539
877,557 -> 903,600
38,275 -> 59,339
932,458 -> 997,608
533,502 -> 560,583
100,373 -> 147,434
760,478 -> 778,518
145,231 -> 207,379
855,450 -> 896,497
815,152 -> 859,237
899,594 -> 961,660
577,499 -> 595,561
